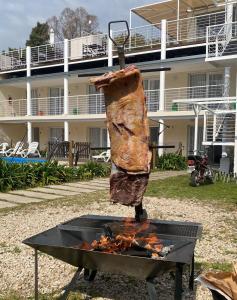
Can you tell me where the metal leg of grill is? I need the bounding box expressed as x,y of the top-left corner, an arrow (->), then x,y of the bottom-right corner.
189,255 -> 195,290
84,268 -> 97,282
34,249 -> 38,300
146,278 -> 158,300
175,263 -> 184,300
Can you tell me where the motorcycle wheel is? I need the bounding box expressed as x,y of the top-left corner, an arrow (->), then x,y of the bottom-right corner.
190,170 -> 200,187
205,168 -> 214,184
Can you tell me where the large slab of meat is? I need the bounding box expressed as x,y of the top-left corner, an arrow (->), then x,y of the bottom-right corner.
91,65 -> 151,207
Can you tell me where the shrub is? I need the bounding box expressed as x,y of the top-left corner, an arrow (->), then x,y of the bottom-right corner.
0,160 -> 110,192
157,153 -> 187,171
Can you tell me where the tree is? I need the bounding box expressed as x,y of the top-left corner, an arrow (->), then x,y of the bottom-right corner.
26,22 -> 49,47
47,7 -> 99,41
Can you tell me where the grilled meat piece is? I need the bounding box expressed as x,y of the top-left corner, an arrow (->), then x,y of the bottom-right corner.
91,65 -> 151,206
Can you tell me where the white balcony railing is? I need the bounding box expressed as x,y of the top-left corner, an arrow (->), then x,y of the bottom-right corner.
207,21 -> 237,58
0,11 -> 227,72
167,11 -> 225,45
112,23 -> 161,51
0,98 -> 27,117
31,42 -> 64,65
69,34 -> 108,61
0,85 -> 227,118
165,84 -> 225,111
0,49 -> 26,71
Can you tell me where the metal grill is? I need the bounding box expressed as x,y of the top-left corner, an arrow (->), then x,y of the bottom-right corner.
23,215 -> 202,300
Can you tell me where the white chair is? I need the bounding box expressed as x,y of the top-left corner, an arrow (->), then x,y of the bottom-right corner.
0,143 -> 9,156
92,150 -> 110,162
5,141 -> 24,157
20,142 -> 41,158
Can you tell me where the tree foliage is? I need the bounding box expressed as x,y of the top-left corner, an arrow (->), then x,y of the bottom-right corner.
26,22 -> 49,47
47,7 -> 99,41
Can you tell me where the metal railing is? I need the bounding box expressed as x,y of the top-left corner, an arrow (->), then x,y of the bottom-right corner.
205,112 -> 236,143
31,96 -> 64,116
112,23 -> 161,51
0,98 -> 27,117
69,33 -> 108,60
0,85 -> 228,118
68,94 -> 105,115
207,21 -> 237,58
0,49 -> 26,71
165,84 -> 225,111
31,42 -> 64,65
145,89 -> 160,111
167,11 -> 225,46
0,11 -> 227,71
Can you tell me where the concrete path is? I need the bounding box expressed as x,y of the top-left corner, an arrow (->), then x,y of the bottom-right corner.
0,171 -> 186,209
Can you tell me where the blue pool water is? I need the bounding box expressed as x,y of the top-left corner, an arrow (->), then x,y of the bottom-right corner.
0,157 -> 47,164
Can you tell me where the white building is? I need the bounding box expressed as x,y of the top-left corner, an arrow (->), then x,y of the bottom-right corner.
0,0 -> 236,172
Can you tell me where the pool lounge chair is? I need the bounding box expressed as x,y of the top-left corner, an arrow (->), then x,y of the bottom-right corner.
0,143 -> 9,156
5,141 -> 24,157
92,150 -> 110,162
20,142 -> 41,158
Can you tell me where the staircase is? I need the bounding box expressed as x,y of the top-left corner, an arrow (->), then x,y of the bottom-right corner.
205,112 -> 235,144
223,39 -> 237,56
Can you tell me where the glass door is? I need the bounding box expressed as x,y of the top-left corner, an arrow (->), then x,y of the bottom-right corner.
144,79 -> 159,112
50,128 -> 64,142
49,88 -> 64,115
31,89 -> 38,116
88,85 -> 104,114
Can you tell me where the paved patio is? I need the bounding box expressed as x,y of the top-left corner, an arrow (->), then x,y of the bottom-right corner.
0,171 -> 186,209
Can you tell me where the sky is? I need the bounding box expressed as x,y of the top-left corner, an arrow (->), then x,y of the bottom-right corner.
0,0 -> 157,51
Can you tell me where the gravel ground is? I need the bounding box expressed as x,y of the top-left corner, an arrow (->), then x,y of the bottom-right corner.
0,190 -> 236,300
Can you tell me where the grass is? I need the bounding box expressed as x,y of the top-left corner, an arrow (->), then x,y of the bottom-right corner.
195,261 -> 233,273
145,175 -> 237,205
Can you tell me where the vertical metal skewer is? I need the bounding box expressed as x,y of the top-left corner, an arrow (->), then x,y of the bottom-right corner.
108,21 -> 147,222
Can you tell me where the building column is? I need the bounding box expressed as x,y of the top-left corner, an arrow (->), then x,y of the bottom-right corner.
107,33 -> 113,146
108,29 -> 113,67
64,121 -> 69,142
26,46 -> 32,144
234,73 -> 237,174
26,46 -> 31,116
107,129 -> 110,148
223,67 -> 231,153
27,122 -> 32,144
194,105 -> 199,155
64,39 -> 69,141
158,19 -> 167,157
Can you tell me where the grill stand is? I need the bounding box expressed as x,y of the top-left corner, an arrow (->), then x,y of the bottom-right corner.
33,250 -> 195,300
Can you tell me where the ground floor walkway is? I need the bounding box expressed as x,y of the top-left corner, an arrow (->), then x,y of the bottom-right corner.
0,171 -> 186,209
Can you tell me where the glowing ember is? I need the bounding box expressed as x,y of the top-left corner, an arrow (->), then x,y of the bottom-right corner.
78,218 -> 170,258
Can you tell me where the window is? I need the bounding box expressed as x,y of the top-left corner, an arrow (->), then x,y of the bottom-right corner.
88,85 -> 105,114
143,79 -> 159,112
89,128 -> 107,148
50,128 -> 64,142
189,73 -> 224,98
32,127 -> 40,145
150,127 -> 159,145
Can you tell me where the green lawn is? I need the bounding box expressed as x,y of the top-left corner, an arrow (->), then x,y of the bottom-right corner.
146,175 -> 237,205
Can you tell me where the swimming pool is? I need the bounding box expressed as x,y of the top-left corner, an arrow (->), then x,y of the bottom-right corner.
0,157 -> 47,164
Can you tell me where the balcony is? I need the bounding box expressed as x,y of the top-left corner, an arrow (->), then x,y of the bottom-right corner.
206,21 -> 237,60
0,11 -> 225,72
0,34 -> 108,72
165,84 -> 225,111
0,85 -> 225,119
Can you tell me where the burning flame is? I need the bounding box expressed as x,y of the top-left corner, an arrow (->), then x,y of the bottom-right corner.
79,218 -> 163,256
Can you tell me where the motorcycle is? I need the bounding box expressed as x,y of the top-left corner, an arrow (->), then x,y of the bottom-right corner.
187,152 -> 214,187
